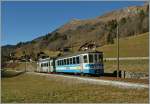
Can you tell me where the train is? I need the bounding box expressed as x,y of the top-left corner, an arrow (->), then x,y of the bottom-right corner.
37,51 -> 104,76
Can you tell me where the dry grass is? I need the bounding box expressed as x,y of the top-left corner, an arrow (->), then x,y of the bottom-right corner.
1,73 -> 149,103
4,62 -> 37,72
104,60 -> 149,73
43,50 -> 60,57
97,32 -> 149,57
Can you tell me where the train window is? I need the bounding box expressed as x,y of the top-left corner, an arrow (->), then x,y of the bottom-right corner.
51,61 -> 53,66
61,60 -> 63,65
41,64 -> 43,67
89,54 -> 94,63
98,54 -> 103,63
76,57 -> 79,64
60,60 -> 62,65
59,60 -> 61,65
95,54 -> 98,62
59,60 -> 61,66
73,57 -> 76,64
57,61 -> 59,66
83,55 -> 88,63
60,60 -> 61,65
70,58 -> 73,64
67,58 -> 69,65
64,59 -> 67,65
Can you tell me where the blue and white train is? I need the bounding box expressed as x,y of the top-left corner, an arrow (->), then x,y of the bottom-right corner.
37,51 -> 104,76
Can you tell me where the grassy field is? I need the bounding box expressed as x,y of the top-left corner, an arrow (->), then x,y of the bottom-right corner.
1,73 -> 149,103
97,32 -> 149,73
4,62 -> 37,72
97,32 -> 149,58
104,60 -> 149,73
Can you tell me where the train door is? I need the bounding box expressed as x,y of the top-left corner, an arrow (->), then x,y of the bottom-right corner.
50,59 -> 56,73
79,55 -> 84,73
80,54 -> 88,74
49,60 -> 53,72
53,59 -> 56,73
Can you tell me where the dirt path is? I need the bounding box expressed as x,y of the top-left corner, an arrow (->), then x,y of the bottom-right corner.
27,72 -> 149,89
105,57 -> 149,60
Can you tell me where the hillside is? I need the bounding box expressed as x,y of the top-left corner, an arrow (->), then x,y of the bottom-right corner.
4,32 -> 149,73
98,32 -> 149,58
2,3 -> 149,62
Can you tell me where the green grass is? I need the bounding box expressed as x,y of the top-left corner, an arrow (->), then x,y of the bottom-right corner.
97,32 -> 149,57
1,73 -> 149,103
104,60 -> 149,73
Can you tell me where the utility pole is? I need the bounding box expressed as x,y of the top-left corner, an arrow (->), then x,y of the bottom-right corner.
70,35 -> 73,52
25,55 -> 27,72
116,21 -> 119,78
116,8 -> 137,78
23,50 -> 27,72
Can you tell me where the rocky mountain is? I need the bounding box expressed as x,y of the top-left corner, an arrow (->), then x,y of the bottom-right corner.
2,3 -> 149,62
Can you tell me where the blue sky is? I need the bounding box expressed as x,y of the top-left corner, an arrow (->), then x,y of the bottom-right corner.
1,1 -> 145,45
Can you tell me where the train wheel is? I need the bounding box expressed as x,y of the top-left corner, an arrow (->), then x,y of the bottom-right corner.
80,73 -> 85,76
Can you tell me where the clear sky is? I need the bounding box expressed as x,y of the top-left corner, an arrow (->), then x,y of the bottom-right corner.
1,1 -> 145,46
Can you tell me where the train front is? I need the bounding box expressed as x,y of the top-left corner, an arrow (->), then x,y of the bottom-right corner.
82,52 -> 104,76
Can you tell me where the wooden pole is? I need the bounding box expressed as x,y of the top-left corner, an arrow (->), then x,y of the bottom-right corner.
116,21 -> 120,78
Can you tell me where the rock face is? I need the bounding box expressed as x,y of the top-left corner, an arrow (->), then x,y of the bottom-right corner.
2,4 -> 149,61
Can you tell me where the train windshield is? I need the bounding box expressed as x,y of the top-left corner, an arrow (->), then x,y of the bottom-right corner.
88,53 -> 103,63
83,55 -> 88,63
89,54 -> 94,63
98,54 -> 103,63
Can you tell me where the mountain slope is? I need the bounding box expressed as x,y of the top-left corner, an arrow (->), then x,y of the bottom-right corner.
2,3 -> 149,62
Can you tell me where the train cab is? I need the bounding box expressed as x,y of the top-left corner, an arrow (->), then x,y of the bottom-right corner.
37,58 -> 55,73
81,52 -> 104,75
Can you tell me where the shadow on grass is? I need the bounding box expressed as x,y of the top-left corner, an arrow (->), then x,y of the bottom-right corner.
1,70 -> 26,78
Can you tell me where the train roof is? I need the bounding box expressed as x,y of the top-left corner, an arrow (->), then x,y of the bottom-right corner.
56,51 -> 103,59
38,57 -> 55,62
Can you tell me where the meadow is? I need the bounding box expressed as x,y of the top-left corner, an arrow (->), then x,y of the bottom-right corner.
2,33 -> 149,103
97,32 -> 149,74
98,32 -> 149,57
104,60 -> 149,73
1,72 -> 149,103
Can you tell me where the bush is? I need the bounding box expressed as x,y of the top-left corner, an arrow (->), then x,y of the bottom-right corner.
120,17 -> 126,25
107,33 -> 114,44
